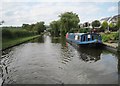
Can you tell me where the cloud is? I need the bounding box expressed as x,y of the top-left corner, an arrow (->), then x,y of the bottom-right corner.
2,2 -> 118,26
2,0 -> 119,2
108,6 -> 118,12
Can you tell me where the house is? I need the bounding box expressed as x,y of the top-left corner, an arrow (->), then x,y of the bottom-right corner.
100,14 -> 120,25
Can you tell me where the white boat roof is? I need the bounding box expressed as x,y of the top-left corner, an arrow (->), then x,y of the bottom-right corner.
69,33 -> 85,36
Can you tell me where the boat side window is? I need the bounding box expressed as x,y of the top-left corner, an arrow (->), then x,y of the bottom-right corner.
75,35 -> 79,40
92,35 -> 94,40
88,34 -> 91,41
83,35 -> 86,41
79,36 -> 81,41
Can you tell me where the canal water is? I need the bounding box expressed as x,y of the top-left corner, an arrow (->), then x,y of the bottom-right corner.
1,34 -> 119,84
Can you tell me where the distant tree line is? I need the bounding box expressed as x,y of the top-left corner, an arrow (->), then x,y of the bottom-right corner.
49,11 -> 120,37
2,21 -> 46,39
22,21 -> 46,34
90,18 -> 120,32
49,12 -> 80,36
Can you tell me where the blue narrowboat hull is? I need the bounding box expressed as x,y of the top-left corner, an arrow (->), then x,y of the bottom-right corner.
66,33 -> 103,47
66,38 -> 102,47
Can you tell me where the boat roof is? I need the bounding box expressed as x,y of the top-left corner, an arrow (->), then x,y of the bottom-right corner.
69,33 -> 85,36
68,33 -> 100,36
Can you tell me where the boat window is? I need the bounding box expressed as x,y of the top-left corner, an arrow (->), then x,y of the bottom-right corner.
79,36 -> 81,41
75,35 -> 78,40
92,35 -> 94,40
88,34 -> 91,41
83,35 -> 86,41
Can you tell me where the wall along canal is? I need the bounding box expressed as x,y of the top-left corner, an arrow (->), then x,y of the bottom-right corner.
1,34 -> 119,84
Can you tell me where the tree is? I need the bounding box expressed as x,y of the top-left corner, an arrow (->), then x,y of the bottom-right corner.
116,18 -> 120,30
59,12 -> 80,35
50,20 -> 60,37
34,22 -> 46,34
92,20 -> 101,29
117,18 -> 120,52
109,23 -> 117,31
101,21 -> 108,32
22,24 -> 30,30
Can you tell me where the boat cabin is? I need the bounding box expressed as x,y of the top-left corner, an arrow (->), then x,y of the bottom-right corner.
66,33 -> 102,45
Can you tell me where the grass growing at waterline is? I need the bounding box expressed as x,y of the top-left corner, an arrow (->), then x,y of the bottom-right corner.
101,32 -> 119,43
2,35 -> 40,50
2,27 -> 40,50
2,28 -> 37,39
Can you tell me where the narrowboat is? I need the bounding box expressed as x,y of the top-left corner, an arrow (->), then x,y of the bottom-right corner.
66,33 -> 102,46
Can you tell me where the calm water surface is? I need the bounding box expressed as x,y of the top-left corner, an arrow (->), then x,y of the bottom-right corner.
1,34 -> 119,84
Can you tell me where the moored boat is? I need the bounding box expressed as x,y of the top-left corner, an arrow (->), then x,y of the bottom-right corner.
66,33 -> 102,47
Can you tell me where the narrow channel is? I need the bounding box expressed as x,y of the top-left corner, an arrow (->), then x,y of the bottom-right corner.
1,34 -> 118,84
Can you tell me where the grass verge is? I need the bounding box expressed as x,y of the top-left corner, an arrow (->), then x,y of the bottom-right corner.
2,35 -> 40,50
101,32 -> 119,43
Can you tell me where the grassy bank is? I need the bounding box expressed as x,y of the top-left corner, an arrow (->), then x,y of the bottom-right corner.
101,32 -> 119,43
2,27 -> 40,50
2,35 -> 40,50
2,28 -> 37,39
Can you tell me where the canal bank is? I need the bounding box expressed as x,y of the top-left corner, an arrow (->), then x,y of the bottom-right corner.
1,35 -> 118,84
103,42 -> 118,53
2,35 -> 41,51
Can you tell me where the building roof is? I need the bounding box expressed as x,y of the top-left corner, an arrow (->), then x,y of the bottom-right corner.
100,17 -> 111,21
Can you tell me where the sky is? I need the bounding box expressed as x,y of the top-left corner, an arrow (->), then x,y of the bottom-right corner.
1,0 -> 120,26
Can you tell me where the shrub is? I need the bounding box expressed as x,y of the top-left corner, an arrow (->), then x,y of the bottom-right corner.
2,28 -> 36,39
101,32 -> 119,42
79,28 -> 90,33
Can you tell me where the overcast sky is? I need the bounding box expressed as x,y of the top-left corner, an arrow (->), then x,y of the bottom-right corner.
1,0 -> 119,26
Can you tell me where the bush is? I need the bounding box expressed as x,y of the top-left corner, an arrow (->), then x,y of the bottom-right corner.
102,35 -> 111,42
79,28 -> 90,33
2,28 -> 36,39
101,32 -> 119,42
114,32 -> 119,40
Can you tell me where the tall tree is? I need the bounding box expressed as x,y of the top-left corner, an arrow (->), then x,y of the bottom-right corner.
101,21 -> 108,32
22,24 -> 30,30
92,20 -> 101,29
59,12 -> 80,35
117,18 -> 120,52
34,22 -> 46,34
109,23 -> 117,31
50,20 -> 60,37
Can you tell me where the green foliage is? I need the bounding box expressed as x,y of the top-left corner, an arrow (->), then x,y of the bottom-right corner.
59,12 -> 80,34
22,22 -> 46,34
109,23 -> 118,31
2,28 -> 37,39
101,21 -> 108,31
2,35 -> 40,50
114,32 -> 119,40
50,20 -> 60,37
116,18 -> 120,28
34,22 -> 46,34
79,28 -> 90,33
109,23 -> 115,28
92,20 -> 101,28
101,32 -> 119,42
22,24 -> 36,31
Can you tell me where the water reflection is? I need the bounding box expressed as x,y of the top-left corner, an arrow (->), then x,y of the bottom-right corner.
58,36 -> 102,64
118,53 -> 120,74
60,36 -> 67,47
78,47 -> 102,62
30,35 -> 44,43
1,35 -> 118,84
51,37 -> 60,43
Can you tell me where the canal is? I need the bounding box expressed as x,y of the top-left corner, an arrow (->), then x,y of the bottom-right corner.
0,34 -> 119,84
